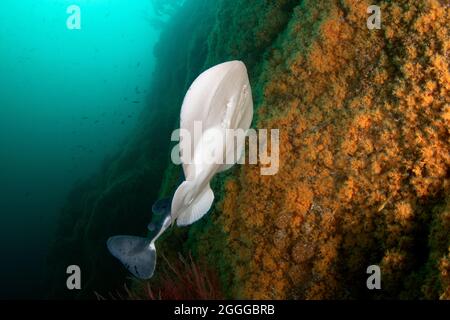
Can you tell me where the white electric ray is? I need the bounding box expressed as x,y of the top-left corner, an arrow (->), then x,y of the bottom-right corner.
172,60 -> 254,226
106,61 -> 253,279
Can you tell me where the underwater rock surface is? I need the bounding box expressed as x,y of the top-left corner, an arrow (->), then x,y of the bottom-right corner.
48,0 -> 449,300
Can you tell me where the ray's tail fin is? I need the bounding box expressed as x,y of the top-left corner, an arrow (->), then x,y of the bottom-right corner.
107,236 -> 156,279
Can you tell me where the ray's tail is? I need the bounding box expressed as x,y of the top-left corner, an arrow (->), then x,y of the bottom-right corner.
107,236 -> 156,279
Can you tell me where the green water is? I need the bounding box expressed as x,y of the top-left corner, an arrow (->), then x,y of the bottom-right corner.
0,0 -> 168,298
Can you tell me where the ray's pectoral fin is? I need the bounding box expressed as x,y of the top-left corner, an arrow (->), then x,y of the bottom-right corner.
174,181 -> 215,227
107,235 -> 156,279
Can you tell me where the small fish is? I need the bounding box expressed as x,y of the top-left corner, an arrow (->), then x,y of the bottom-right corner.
107,198 -> 172,279
132,101 -> 140,104
82,116 -> 88,120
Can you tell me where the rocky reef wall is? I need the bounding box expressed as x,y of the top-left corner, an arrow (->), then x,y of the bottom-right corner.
185,0 -> 450,300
